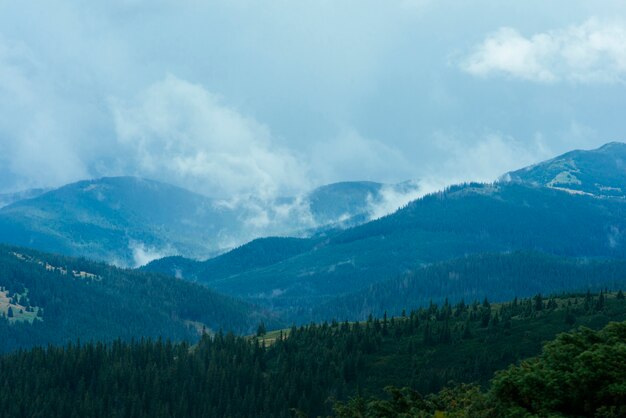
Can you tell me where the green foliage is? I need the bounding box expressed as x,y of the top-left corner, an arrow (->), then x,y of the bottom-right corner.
491,322 -> 626,417
334,321 -> 626,417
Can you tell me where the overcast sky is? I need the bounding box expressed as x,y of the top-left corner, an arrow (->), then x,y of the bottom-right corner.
1,0 -> 626,198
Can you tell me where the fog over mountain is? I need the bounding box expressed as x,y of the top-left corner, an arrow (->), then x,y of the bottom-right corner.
0,177 -> 421,267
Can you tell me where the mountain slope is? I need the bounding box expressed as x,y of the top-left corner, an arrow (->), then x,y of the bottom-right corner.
146,143 -> 626,320
0,177 -> 236,266
313,251 -> 626,321
505,141 -> 626,197
0,244 -> 272,353
143,236 -> 321,283
186,183 -> 626,314
0,187 -> 50,208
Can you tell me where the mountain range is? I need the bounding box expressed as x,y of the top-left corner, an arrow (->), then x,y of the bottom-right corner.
0,177 -> 419,267
2,142 -> 626,337
143,143 -> 626,321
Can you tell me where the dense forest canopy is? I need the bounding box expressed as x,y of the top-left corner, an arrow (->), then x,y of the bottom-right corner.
1,291 -> 625,417
0,244 -> 270,353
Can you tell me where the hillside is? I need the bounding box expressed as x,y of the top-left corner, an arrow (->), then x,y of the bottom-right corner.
313,251 -> 626,321
504,141 -> 626,197
143,236 -> 321,283
0,177 -> 235,266
0,244 -> 272,353
0,291 -> 624,417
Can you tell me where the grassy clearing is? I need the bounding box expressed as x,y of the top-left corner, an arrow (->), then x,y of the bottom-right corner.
0,289 -> 41,323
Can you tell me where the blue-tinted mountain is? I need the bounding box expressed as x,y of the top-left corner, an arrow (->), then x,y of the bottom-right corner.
0,177 -> 416,266
143,236 -> 321,282
0,177 -> 238,266
504,141 -> 626,197
208,183 -> 626,314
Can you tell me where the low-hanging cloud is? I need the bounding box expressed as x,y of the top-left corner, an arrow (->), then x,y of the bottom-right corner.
461,18 -> 626,83
111,75 -> 309,199
366,181 -> 423,220
309,129 -> 415,185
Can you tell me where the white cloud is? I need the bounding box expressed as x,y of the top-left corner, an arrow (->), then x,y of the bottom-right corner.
111,75 -> 309,199
0,36 -> 90,191
310,129 -> 414,184
128,240 -> 175,268
367,181 -> 423,220
462,18 -> 626,83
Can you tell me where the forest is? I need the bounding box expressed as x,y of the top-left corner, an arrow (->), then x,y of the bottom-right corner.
1,290 -> 625,417
0,245 -> 270,353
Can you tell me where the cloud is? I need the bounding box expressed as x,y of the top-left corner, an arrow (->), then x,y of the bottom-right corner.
309,129 -> 415,184
111,75 -> 309,199
0,36 -> 90,191
462,18 -> 626,83
366,181 -> 423,220
128,240 -> 175,268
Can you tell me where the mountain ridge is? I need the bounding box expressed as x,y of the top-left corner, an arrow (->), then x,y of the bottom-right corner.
0,176 -> 418,266
144,142 -> 626,321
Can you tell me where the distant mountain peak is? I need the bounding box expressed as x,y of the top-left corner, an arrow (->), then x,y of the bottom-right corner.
504,141 -> 626,198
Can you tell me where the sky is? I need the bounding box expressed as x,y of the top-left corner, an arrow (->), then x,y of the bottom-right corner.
1,0 -> 626,200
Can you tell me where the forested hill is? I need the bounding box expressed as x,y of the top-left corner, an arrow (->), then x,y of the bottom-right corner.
0,291 -> 624,417
313,251 -> 626,321
0,244 -> 272,353
143,236 -> 320,284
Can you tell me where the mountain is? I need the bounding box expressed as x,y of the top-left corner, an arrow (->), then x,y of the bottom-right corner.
504,141 -> 626,197
150,182 -> 626,318
145,143 -> 626,321
0,177 -> 238,266
0,244 -> 272,353
0,177 -> 418,267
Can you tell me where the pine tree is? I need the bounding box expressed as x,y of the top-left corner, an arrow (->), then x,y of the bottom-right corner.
256,322 -> 266,337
